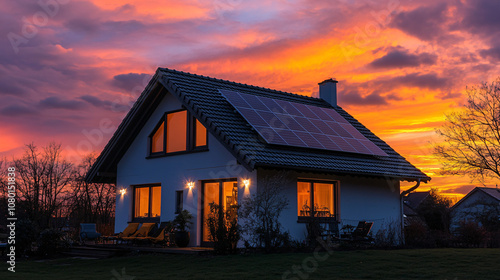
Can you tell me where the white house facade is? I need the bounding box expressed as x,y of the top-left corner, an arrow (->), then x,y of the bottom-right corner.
86,68 -> 430,246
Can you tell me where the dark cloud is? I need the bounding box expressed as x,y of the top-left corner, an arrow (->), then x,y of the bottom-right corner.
369,47 -> 437,68
387,73 -> 449,90
39,96 -> 87,110
0,104 -> 37,116
80,95 -> 130,112
480,46 -> 500,61
391,3 -> 448,41
112,73 -> 151,92
339,91 -> 387,106
460,0 -> 500,36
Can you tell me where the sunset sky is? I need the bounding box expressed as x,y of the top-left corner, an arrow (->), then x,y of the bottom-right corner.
1,0 -> 500,200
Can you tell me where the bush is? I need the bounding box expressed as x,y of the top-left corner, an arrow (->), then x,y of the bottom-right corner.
239,171 -> 291,252
404,219 -> 431,247
457,221 -> 486,247
16,219 -> 38,256
37,228 -> 70,257
374,221 -> 400,248
206,203 -> 240,254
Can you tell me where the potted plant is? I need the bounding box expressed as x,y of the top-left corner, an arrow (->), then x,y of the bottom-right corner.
173,210 -> 193,247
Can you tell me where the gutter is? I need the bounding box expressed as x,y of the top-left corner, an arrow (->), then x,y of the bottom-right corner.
399,178 -> 421,245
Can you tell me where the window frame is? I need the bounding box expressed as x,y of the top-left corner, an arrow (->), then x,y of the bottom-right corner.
132,184 -> 162,222
147,109 -> 208,158
297,179 -> 339,223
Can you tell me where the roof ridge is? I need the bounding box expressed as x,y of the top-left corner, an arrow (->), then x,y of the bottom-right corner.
158,67 -> 324,103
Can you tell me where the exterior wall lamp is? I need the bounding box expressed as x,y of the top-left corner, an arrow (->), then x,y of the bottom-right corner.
119,188 -> 127,196
242,179 -> 251,188
187,181 -> 195,190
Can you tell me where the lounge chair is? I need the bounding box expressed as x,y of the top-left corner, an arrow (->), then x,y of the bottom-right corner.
146,221 -> 174,246
352,221 -> 373,240
121,223 -> 157,242
79,223 -> 102,243
103,222 -> 140,243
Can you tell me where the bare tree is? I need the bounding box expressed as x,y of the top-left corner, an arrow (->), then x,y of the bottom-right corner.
14,143 -> 74,228
67,153 -> 115,234
435,78 -> 500,182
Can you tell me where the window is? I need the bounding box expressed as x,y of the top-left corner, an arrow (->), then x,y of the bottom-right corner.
148,110 -> 208,156
297,180 -> 338,221
134,185 -> 161,219
175,190 -> 183,214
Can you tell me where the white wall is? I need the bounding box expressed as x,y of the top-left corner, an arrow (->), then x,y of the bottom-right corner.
115,90 -> 256,246
258,170 -> 402,243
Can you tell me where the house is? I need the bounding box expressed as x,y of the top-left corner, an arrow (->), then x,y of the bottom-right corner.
86,68 -> 430,246
402,191 -> 430,225
450,187 -> 500,233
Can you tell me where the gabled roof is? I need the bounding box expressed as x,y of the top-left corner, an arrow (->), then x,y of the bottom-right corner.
404,191 -> 431,210
452,187 -> 500,210
86,68 -> 431,183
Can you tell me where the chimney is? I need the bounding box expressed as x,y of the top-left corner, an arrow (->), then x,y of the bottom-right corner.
319,78 -> 338,107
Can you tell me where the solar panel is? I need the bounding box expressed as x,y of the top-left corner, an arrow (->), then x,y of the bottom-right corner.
219,89 -> 388,156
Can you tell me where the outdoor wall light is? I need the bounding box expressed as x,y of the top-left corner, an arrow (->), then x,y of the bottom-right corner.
187,181 -> 195,190
119,188 -> 127,196
242,179 -> 251,188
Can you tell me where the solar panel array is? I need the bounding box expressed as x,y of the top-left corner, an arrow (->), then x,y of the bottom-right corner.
220,89 -> 388,156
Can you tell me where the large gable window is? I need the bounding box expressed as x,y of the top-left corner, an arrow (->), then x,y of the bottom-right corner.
149,109 -> 208,156
297,180 -> 338,222
134,185 -> 161,220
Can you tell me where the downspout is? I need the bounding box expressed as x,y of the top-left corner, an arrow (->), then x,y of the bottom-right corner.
399,178 -> 420,245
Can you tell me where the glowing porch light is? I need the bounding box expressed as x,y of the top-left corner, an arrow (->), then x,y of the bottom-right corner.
187,181 -> 195,190
242,179 -> 251,188
119,188 -> 127,196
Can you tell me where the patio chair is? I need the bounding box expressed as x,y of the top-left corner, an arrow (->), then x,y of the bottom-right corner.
103,222 -> 140,243
79,223 -> 102,243
121,223 -> 157,242
147,221 -> 174,246
351,221 -> 374,241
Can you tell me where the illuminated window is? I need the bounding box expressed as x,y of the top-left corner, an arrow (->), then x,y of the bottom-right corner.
166,111 -> 187,153
297,180 -> 338,220
151,122 -> 164,153
149,110 -> 208,155
134,185 -> 161,219
195,119 -> 207,147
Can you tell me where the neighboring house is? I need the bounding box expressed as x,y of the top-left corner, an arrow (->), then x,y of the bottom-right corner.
450,187 -> 500,233
402,191 -> 430,225
86,68 -> 430,246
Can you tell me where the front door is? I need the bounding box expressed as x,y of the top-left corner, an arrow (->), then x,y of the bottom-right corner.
201,179 -> 238,245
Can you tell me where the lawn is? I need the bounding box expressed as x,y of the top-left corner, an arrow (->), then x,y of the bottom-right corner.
2,248 -> 499,279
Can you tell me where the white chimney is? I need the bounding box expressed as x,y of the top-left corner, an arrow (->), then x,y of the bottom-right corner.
319,78 -> 338,107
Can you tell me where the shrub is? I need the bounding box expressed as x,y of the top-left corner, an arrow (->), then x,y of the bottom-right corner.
206,203 -> 240,254
239,171 -> 291,252
374,221 -> 400,248
404,219 -> 431,247
37,228 -> 70,257
16,219 -> 38,256
457,221 -> 486,247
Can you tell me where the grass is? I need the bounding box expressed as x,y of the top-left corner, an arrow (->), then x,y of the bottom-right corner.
2,248 -> 500,279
